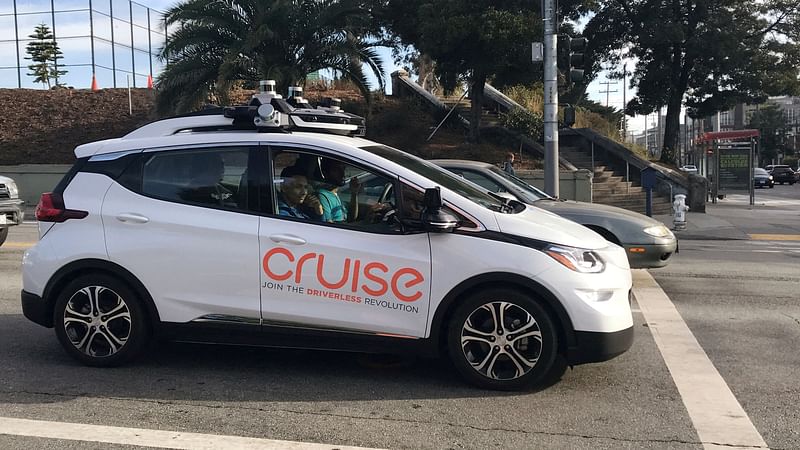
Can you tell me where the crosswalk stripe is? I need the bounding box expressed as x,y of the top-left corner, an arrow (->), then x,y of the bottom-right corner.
633,270 -> 768,449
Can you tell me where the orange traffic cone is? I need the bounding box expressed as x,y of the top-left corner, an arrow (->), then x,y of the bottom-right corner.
147,74 -> 153,89
91,74 -> 98,91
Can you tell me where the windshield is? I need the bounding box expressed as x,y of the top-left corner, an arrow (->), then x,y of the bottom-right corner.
754,168 -> 768,176
486,165 -> 555,202
362,145 -> 512,212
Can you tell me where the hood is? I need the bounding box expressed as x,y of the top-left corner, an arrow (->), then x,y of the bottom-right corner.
0,175 -> 14,184
535,199 -> 663,227
493,204 -> 609,250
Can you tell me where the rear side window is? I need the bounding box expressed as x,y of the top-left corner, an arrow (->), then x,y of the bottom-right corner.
139,147 -> 250,211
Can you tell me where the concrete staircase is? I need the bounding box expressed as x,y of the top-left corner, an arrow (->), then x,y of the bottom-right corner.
440,95 -> 502,128
560,146 -> 673,215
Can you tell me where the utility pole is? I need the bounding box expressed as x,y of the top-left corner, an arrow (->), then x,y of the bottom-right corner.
622,63 -> 627,140
542,0 -> 559,197
599,81 -> 618,107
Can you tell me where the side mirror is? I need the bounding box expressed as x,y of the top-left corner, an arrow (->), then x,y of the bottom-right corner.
421,187 -> 459,232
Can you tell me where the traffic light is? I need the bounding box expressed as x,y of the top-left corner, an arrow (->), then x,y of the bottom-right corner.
563,104 -> 576,127
567,37 -> 586,84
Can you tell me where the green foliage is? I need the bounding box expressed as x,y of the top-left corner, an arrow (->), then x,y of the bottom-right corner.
383,1 -> 543,141
584,0 -> 800,165
24,24 -> 67,89
156,0 -> 386,114
500,107 -> 544,142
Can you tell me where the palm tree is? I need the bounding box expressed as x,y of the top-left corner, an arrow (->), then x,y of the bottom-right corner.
157,0 -> 385,114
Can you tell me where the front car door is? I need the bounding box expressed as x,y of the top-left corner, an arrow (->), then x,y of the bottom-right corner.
257,146 -> 432,338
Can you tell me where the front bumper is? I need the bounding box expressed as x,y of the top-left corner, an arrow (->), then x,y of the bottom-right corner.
624,240 -> 677,269
21,290 -> 52,328
0,199 -> 24,226
567,326 -> 634,365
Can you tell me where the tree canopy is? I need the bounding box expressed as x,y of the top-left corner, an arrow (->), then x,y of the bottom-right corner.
382,0 -> 543,142
157,0 -> 385,114
585,0 -> 800,164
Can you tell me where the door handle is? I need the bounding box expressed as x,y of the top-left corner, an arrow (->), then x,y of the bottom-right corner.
116,213 -> 149,224
269,234 -> 307,245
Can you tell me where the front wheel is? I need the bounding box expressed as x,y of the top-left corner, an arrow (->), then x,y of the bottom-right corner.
0,227 -> 8,247
53,274 -> 150,366
446,289 -> 560,390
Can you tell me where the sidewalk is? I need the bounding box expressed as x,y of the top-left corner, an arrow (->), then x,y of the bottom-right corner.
653,194 -> 800,240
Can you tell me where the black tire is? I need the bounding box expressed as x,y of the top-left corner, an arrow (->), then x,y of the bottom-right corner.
769,185 -> 774,189
0,227 -> 8,247
53,274 -> 150,367
446,288 -> 559,391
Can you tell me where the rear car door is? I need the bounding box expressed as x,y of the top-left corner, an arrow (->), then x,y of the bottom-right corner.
102,145 -> 262,325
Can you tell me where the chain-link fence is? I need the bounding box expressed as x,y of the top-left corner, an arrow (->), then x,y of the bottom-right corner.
0,0 -> 166,89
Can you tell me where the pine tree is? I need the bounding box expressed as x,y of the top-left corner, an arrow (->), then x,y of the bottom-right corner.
25,23 -> 67,89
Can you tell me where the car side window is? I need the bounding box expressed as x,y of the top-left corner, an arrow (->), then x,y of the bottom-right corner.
270,148 -> 402,233
458,169 -> 506,193
140,147 -> 250,211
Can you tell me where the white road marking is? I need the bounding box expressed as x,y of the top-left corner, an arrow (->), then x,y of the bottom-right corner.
0,416 -> 383,450
632,270 -> 768,449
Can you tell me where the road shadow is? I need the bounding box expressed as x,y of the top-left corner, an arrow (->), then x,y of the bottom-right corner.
0,314 -> 547,404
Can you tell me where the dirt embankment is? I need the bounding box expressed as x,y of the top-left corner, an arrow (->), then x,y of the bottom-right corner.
0,88 -> 157,165
0,86 -> 527,168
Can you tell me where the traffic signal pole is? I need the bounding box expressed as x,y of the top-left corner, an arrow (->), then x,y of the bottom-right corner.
543,0 -> 559,197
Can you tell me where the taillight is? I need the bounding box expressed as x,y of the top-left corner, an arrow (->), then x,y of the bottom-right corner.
35,192 -> 88,223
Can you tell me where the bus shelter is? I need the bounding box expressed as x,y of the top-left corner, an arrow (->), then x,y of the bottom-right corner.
697,130 -> 759,206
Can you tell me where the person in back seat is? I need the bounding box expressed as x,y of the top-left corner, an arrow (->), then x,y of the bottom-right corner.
180,152 -> 236,207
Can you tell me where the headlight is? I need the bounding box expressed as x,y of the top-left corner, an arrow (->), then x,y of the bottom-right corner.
643,224 -> 673,238
6,181 -> 19,199
545,244 -> 605,273
769,176 -> 773,180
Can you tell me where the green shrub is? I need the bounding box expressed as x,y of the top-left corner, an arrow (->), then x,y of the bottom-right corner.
500,107 -> 544,141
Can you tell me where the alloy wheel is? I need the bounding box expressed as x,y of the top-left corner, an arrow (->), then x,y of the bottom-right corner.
460,301 -> 543,381
63,286 -> 132,357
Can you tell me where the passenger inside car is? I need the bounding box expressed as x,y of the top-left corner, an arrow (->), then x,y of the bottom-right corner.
276,166 -> 313,218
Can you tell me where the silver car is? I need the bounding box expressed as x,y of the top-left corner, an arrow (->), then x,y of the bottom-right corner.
434,160 -> 677,268
0,175 -> 25,247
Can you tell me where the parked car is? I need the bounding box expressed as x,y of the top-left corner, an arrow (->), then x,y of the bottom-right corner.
20,91 -> 633,391
0,175 -> 24,247
433,160 -> 677,269
769,166 -> 797,185
753,168 -> 774,188
679,164 -> 698,174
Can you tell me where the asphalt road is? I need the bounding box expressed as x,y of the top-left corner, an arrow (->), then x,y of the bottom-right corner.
1,190 -> 798,449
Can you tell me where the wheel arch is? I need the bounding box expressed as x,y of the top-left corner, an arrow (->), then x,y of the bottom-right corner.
583,225 -> 621,246
41,259 -> 161,330
429,273 -> 577,357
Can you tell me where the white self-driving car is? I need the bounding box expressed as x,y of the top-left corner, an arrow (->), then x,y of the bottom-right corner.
22,89 -> 633,391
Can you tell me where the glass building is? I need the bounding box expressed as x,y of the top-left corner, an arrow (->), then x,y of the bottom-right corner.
0,0 -> 166,89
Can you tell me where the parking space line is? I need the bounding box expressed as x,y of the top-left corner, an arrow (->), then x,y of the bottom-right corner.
0,416 -> 382,450
632,270 -> 768,449
748,234 -> 800,241
0,242 -> 35,249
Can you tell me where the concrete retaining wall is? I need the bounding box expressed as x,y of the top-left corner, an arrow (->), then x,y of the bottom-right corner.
516,169 -> 593,202
0,164 -> 72,210
2,164 -> 594,211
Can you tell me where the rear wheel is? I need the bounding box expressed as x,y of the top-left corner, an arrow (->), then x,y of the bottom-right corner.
0,227 -> 8,247
53,274 -> 150,366
446,288 -> 560,390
